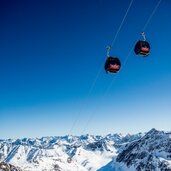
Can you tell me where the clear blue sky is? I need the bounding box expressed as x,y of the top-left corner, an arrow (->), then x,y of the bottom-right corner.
0,0 -> 171,138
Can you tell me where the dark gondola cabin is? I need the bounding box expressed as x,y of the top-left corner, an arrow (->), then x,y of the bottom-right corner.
104,57 -> 121,74
134,40 -> 150,56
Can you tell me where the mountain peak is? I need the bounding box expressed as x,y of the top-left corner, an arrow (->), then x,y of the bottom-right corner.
113,129 -> 171,171
147,128 -> 160,135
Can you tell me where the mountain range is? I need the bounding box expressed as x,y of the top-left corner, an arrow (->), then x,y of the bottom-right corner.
0,129 -> 170,171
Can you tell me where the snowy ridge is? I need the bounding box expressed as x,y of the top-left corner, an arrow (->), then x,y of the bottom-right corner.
98,129 -> 171,171
0,129 -> 171,171
0,133 -> 140,171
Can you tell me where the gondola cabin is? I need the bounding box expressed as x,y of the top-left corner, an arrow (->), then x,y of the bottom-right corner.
134,40 -> 150,56
104,57 -> 121,74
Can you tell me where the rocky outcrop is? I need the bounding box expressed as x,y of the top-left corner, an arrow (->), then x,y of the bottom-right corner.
0,162 -> 21,171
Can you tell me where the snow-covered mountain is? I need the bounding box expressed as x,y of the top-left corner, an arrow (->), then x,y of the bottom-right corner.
0,129 -> 171,171
0,133 -> 141,171
98,129 -> 171,171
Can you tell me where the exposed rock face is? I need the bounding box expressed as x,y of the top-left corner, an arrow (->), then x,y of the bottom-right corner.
108,129 -> 171,171
0,162 -> 21,171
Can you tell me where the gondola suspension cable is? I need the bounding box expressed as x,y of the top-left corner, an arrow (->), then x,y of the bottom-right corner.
68,0 -> 134,135
102,42 -> 134,97
81,0 -> 162,135
81,0 -> 135,135
105,0 -> 134,74
110,0 -> 134,48
107,0 -> 134,56
68,65 -> 102,135
142,0 -> 162,32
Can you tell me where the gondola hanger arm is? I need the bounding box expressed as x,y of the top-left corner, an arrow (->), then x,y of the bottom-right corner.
106,45 -> 112,57
141,32 -> 146,41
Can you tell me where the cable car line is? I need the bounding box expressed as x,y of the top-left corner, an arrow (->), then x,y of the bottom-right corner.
110,0 -> 134,48
104,0 -> 134,74
134,0 -> 162,57
68,0 -> 134,135
81,49 -> 132,134
68,65 -> 103,135
142,0 -> 162,32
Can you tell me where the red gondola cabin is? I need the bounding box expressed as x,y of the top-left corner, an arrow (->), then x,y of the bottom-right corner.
134,40 -> 150,56
104,57 -> 121,74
